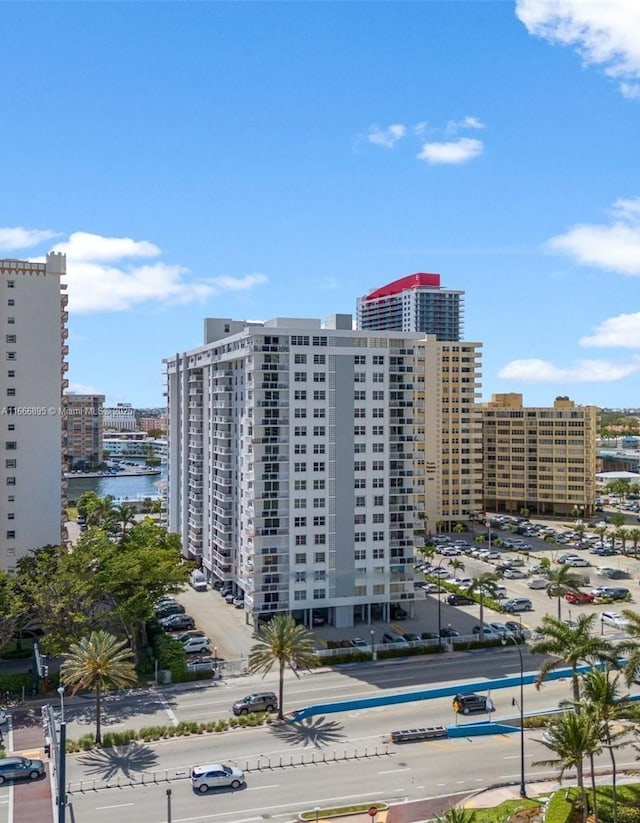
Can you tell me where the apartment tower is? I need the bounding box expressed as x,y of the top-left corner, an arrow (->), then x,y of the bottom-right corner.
166,316 -> 483,629
0,253 -> 69,571
479,393 -> 597,517
357,273 -> 464,341
63,392 -> 106,471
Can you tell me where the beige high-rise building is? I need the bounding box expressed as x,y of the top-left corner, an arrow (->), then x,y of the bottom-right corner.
479,393 -> 597,517
0,253 -> 69,571
414,337 -> 484,534
63,392 -> 105,470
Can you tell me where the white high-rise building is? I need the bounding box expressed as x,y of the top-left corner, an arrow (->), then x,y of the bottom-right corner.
0,253 -> 69,571
165,315 -> 482,629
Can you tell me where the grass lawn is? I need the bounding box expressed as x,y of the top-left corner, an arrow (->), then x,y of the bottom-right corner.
472,799 -> 542,823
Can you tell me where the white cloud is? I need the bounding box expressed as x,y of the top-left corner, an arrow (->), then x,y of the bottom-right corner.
54,231 -> 160,262
210,274 -> 268,291
445,115 -> 486,133
34,230 -> 268,314
0,226 -> 58,251
66,382 -> 104,396
417,137 -> 483,165
547,196 -> 640,275
498,356 -> 640,383
516,0 -> 640,98
367,124 -> 407,148
580,312 -> 640,348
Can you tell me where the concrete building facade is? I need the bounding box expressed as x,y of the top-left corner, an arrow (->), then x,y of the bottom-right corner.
165,316 -> 483,629
479,393 -> 597,518
0,254 -> 68,571
63,392 -> 105,470
357,273 -> 464,341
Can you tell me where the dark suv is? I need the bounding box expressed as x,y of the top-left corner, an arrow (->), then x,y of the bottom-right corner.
453,693 -> 490,715
232,692 -> 278,715
447,593 -> 474,606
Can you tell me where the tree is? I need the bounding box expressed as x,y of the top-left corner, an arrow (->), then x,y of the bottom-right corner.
616,609 -> 640,687
0,572 -> 26,655
610,511 -> 626,530
529,614 -> 618,707
545,564 -> 584,621
627,528 -> 640,559
60,630 -> 137,745
614,528 -> 628,555
448,558 -> 466,577
435,807 -> 476,823
248,616 -> 318,720
580,668 -> 634,823
114,504 -> 137,537
418,545 -> 437,564
595,525 -> 609,548
453,522 -> 465,534
468,572 -> 502,627
533,709 -> 602,823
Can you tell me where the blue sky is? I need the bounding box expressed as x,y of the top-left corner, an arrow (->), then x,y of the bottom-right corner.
1,1 -> 640,409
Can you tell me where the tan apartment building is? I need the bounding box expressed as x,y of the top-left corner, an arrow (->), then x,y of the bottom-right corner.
414,336 -> 484,534
63,392 -> 105,470
479,393 -> 597,517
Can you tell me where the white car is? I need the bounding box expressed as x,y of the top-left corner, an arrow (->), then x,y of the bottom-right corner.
503,568 -> 526,579
566,557 -> 589,567
190,763 -> 245,793
600,611 -> 629,629
527,578 -> 548,590
351,637 -> 369,648
182,636 -> 211,654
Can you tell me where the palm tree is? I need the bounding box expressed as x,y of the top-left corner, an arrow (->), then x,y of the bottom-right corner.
114,504 -> 137,537
627,528 -> 640,559
448,558 -> 466,577
581,668 -> 634,823
533,709 -> 602,823
616,609 -> 640,686
545,564 -> 584,621
248,615 -> 318,720
529,614 -> 619,708
595,525 -> 608,548
468,572 -> 502,627
435,807 -> 476,823
60,629 -> 137,745
418,545 -> 437,564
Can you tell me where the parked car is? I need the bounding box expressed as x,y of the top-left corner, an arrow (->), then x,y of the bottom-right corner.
232,692 -> 278,715
182,636 -> 210,654
452,693 -> 491,714
592,586 -> 631,601
0,710 -> 8,725
351,637 -> 369,648
390,605 -> 409,620
190,763 -> 245,793
447,593 -> 475,606
233,596 -> 245,608
503,597 -> 533,613
0,756 -> 45,784
175,630 -> 206,643
155,602 -> 186,618
601,611 -> 629,629
382,631 -> 408,644
402,632 -> 421,642
598,568 -> 628,579
440,626 -> 461,638
160,614 -> 196,631
421,582 -> 445,593
565,590 -> 595,604
527,578 -> 548,590
503,568 -> 526,579
472,625 -> 500,640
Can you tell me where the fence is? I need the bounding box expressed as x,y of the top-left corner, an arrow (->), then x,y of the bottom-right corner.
65,743 -> 392,795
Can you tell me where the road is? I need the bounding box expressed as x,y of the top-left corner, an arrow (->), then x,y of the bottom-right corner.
59,650 -> 640,823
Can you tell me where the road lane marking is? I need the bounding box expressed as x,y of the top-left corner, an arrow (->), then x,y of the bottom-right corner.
96,803 -> 136,809
245,784 -> 280,790
378,768 -> 411,774
157,695 -> 179,726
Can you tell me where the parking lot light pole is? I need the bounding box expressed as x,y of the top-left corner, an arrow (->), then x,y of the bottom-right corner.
57,686 -> 67,823
370,630 -> 377,661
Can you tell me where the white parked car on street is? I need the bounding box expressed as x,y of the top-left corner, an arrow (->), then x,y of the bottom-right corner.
600,611 -> 629,630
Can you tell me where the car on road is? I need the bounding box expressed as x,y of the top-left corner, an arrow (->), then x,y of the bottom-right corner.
351,637 -> 369,648
0,756 -> 45,785
601,611 -> 629,629
232,692 -> 278,715
565,590 -> 595,604
503,597 -> 533,613
182,636 -> 211,654
159,614 -> 196,631
452,693 -> 491,714
190,763 -> 245,793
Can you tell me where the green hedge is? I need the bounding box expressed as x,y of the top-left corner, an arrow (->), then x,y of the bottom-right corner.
152,633 -> 187,682
546,787 -> 579,823
0,673 -> 31,697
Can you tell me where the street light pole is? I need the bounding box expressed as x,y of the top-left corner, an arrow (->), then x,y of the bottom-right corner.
370,629 -> 377,661
503,635 -> 526,798
57,686 -> 67,823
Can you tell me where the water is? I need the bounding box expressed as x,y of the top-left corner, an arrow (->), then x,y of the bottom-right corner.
67,465 -> 167,504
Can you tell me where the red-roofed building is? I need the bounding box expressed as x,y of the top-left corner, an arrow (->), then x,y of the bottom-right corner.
357,272 -> 464,340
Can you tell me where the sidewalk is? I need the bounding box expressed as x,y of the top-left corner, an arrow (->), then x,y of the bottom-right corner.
9,706 -> 54,823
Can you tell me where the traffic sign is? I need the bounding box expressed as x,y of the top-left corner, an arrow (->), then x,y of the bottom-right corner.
368,808 -> 378,819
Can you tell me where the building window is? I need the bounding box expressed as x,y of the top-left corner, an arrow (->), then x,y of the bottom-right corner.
314,570 -> 326,581
373,547 -> 385,558
313,516 -> 325,527
6,531 -> 15,539
294,444 -> 307,455
295,553 -> 306,564
294,517 -> 306,527
354,478 -> 366,488
294,372 -> 307,382
313,354 -> 326,364
372,443 -> 384,453
355,532 -> 366,542
372,461 -> 384,470
295,535 -> 307,545
372,478 -> 384,488
354,390 -> 366,400
7,299 -> 14,306
294,590 -> 306,601
354,372 -> 365,383
355,549 -> 366,560
313,426 -> 325,436
313,372 -> 325,383
354,514 -> 366,524
373,513 -> 384,523
6,280 -> 14,288
6,317 -> 15,325
6,388 -> 15,397
372,530 -> 384,541
294,353 -> 307,364
313,497 -> 325,508
291,335 -> 309,346
313,390 -> 326,401
294,408 -> 307,418
372,425 -> 384,435
6,352 -> 15,361
294,462 -> 306,472
354,425 -> 365,436
295,571 -> 307,583
5,459 -> 16,468
294,479 -> 307,491
294,498 -> 307,509
7,512 -> 14,520
294,426 -> 307,437
372,355 -> 384,365
7,370 -> 15,378
313,462 -> 325,472
312,336 -> 327,347
354,461 -> 366,471
314,534 -> 326,545
313,589 -> 326,600
5,335 -> 16,343
314,551 -> 326,563
313,443 -> 325,454
294,390 -> 307,400
372,408 -> 384,418
5,441 -> 16,450
355,495 -> 366,507
354,355 -> 366,365
313,408 -> 325,418
372,390 -> 384,400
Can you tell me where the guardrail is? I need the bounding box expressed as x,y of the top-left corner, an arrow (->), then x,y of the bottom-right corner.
65,744 -> 392,794
391,726 -> 447,743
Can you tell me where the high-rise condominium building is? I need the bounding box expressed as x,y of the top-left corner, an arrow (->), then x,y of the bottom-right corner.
165,315 -> 483,629
479,393 -> 597,517
0,254 -> 69,571
357,273 -> 464,341
64,392 -> 105,470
